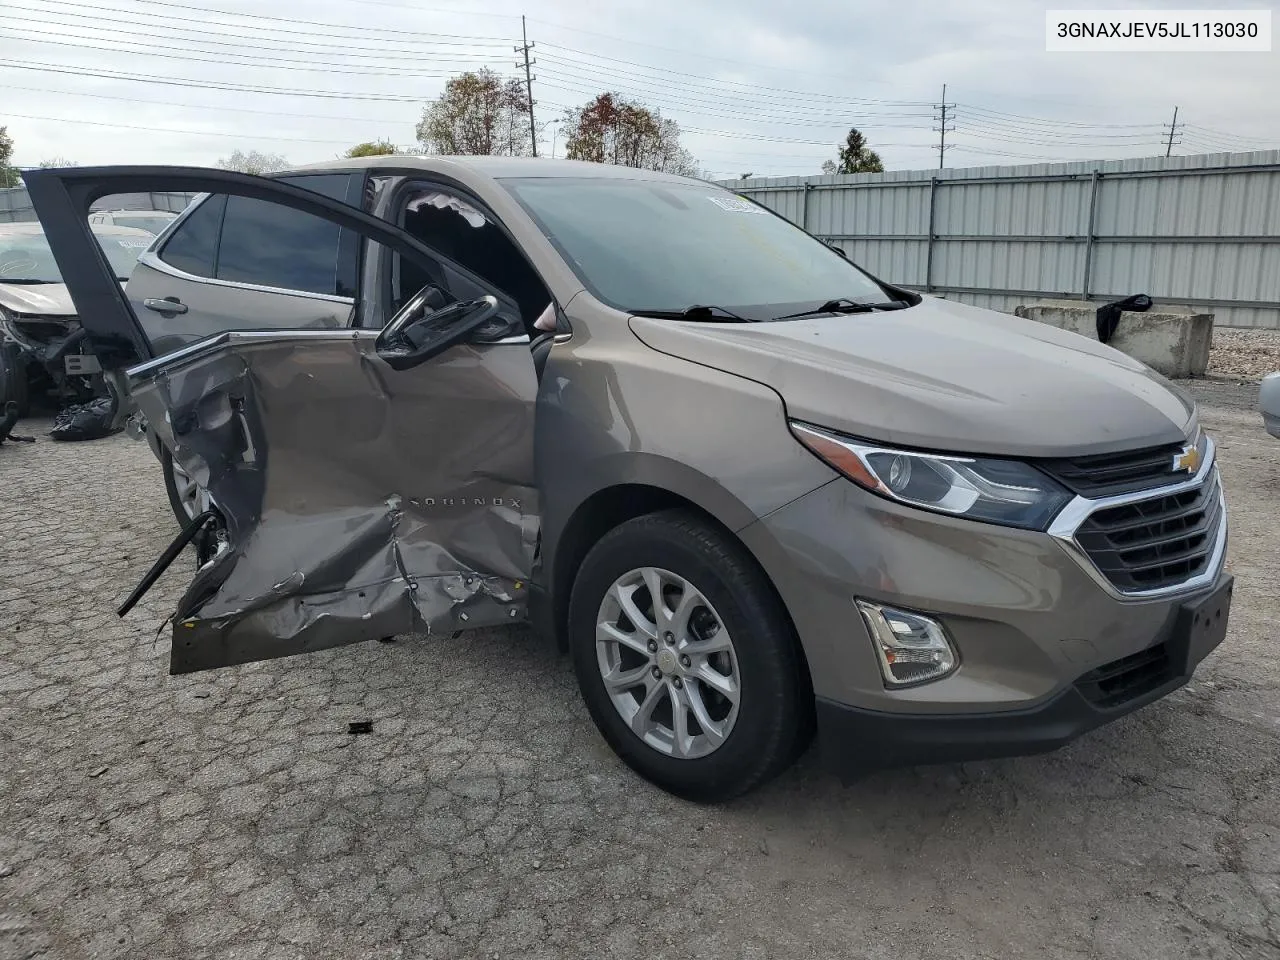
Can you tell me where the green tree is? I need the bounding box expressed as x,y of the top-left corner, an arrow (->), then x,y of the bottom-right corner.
562,93 -> 698,176
0,126 -> 18,188
37,156 -> 78,168
822,127 -> 884,175
416,69 -> 532,156
345,140 -> 398,158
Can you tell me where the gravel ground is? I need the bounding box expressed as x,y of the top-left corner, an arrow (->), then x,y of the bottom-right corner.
1208,328 -> 1280,382
2,381 -> 1279,960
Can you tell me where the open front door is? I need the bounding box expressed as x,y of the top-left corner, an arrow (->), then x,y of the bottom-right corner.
24,166 -> 539,674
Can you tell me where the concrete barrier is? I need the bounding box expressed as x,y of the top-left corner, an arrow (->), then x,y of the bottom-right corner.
1013,299 -> 1213,379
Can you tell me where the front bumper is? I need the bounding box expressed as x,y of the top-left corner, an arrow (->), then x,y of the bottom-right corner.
815,574 -> 1232,777
737,441 -> 1231,774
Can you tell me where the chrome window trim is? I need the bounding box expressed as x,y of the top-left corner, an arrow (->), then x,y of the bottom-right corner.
1047,435 -> 1227,601
127,326 -> 535,382
139,250 -> 356,305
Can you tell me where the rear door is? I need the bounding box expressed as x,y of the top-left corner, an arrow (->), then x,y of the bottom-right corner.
25,166 -> 539,674
124,172 -> 363,355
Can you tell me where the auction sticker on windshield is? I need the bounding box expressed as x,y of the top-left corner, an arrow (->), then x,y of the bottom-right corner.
707,196 -> 767,214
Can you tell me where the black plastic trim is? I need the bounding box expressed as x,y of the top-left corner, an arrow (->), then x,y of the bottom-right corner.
815,576 -> 1232,780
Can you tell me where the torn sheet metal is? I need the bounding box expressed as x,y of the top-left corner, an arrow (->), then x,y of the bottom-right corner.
127,328 -> 538,675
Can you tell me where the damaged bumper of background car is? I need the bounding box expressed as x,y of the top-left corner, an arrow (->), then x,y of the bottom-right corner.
0,311 -> 90,379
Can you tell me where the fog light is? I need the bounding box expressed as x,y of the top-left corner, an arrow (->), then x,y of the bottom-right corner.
855,600 -> 958,687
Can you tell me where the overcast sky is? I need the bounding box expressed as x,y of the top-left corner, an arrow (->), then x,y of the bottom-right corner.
3,0 -> 1279,178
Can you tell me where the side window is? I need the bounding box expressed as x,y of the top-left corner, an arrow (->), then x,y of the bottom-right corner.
396,185 -> 550,325
158,194 -> 226,279
215,174 -> 352,296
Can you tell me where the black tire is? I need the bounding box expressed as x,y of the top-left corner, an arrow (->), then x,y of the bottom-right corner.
568,509 -> 809,803
161,448 -> 194,528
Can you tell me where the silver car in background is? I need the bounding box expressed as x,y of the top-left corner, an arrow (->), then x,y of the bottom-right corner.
1261,371 -> 1280,438
0,221 -> 153,413
88,208 -> 178,237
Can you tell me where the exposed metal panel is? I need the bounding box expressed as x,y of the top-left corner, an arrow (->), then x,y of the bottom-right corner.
841,238 -> 928,287
930,240 -> 1085,295
720,150 -> 1280,330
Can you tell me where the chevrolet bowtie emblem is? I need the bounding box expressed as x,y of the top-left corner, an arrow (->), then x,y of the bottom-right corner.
1172,444 -> 1201,474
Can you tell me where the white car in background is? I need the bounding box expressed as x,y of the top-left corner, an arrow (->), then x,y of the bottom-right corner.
1261,372 -> 1280,438
0,221 -> 154,413
87,209 -> 178,237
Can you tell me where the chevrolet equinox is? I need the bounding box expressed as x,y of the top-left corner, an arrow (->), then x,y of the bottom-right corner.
23,158 -> 1232,802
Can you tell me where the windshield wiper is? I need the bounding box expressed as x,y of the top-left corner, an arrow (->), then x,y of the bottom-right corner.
631,304 -> 752,323
772,298 -> 909,321
0,278 -> 57,285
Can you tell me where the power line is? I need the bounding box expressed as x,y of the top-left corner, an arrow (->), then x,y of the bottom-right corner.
534,44 -> 930,106
528,20 -> 900,85
3,110 -> 355,144
1,59 -> 439,100
535,55 -> 935,118
535,77 -> 931,131
3,83 -> 415,126
0,5 -> 511,58
0,22 -> 508,70
0,30 -> 508,79
949,127 -> 1165,147
953,102 -> 1165,130
13,0 -> 519,43
1183,124 -> 1280,145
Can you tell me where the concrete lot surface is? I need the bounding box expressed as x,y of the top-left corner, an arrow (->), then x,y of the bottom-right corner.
1,379 -> 1278,960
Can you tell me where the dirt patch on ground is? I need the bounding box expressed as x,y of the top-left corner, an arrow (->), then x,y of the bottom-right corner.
1209,328 -> 1280,382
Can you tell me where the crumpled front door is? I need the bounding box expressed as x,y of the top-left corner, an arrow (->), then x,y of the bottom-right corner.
24,165 -> 539,673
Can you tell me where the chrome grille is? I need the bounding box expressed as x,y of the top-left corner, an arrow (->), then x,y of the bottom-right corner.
1073,470 -> 1222,592
1039,431 -> 1209,498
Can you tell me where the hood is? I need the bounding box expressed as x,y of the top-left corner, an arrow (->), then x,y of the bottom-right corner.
629,295 -> 1195,459
0,283 -> 76,317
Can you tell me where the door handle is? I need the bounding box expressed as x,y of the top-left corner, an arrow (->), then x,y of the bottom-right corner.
143,297 -> 188,315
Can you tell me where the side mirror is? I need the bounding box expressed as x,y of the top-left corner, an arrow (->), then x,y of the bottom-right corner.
376,291 -> 500,371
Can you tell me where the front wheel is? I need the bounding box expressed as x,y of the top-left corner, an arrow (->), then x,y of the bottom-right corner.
568,510 -> 810,803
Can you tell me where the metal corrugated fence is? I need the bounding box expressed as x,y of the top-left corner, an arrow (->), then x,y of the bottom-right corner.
722,150 -> 1280,329
0,187 -> 197,223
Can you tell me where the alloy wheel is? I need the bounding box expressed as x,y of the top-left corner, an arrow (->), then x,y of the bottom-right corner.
594,566 -> 741,759
170,456 -> 209,520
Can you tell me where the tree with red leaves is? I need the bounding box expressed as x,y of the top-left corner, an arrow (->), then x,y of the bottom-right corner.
416,69 -> 533,157
562,93 -> 699,176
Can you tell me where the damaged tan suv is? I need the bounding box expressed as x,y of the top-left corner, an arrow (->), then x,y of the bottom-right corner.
24,160 -> 1231,802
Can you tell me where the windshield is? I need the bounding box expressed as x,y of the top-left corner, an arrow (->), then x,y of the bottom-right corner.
0,229 -> 149,284
500,177 -> 889,314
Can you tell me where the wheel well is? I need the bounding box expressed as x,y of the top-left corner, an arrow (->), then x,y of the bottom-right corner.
549,483 -> 814,704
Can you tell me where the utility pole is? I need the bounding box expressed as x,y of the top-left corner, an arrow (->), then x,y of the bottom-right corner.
515,16 -> 538,157
933,83 -> 955,169
1163,105 -> 1182,157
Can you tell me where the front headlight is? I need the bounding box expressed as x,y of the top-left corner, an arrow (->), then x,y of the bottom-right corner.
790,421 -> 1072,530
